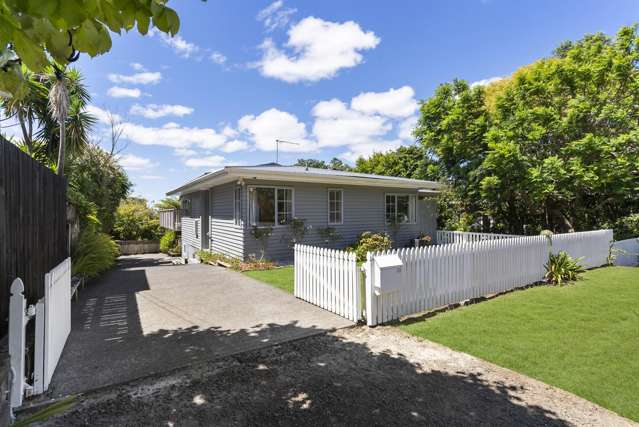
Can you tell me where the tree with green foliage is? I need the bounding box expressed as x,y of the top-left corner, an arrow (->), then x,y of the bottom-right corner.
414,25 -> 639,235
294,157 -> 352,171
112,197 -> 161,241
66,143 -> 132,233
155,197 -> 180,210
0,0 -> 180,99
354,145 -> 437,180
1,67 -> 94,169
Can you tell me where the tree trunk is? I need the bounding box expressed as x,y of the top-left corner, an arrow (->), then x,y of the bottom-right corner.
56,123 -> 65,176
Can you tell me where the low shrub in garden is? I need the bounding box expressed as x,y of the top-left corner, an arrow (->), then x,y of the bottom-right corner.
159,230 -> 178,253
112,197 -> 162,241
72,225 -> 119,278
348,231 -> 393,262
544,251 -> 585,285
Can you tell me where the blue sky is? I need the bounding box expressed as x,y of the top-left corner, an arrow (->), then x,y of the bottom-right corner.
63,1 -> 639,202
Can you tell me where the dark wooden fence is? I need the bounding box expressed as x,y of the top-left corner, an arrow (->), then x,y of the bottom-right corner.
0,138 -> 68,335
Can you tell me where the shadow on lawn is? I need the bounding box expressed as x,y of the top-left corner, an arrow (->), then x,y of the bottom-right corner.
44,254 -> 571,425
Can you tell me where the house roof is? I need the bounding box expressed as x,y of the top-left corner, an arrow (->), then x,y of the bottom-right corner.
166,164 -> 444,196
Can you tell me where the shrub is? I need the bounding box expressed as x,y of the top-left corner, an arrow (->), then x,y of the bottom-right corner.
348,231 -> 392,262
544,251 -> 585,285
72,226 -> 119,278
250,226 -> 273,260
317,226 -> 341,244
605,214 -> 639,241
112,197 -> 161,241
159,230 -> 178,253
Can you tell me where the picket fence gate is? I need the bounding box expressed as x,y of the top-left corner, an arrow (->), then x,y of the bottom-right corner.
294,244 -> 362,322
8,258 -> 71,408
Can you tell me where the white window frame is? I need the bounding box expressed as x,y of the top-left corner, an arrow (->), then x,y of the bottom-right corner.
234,186 -> 242,226
247,186 -> 295,227
194,218 -> 200,238
327,188 -> 344,225
385,193 -> 417,225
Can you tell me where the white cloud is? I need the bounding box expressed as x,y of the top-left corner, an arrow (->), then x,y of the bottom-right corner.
221,139 -> 249,153
129,104 -> 194,119
117,154 -> 155,170
398,115 -> 418,140
238,108 -> 315,152
351,86 -> 417,118
210,51 -> 227,65
157,32 -> 200,58
108,71 -> 161,85
85,105 -> 122,123
130,62 -> 146,71
120,122 -> 226,150
257,0 -> 297,32
470,76 -> 503,88
256,17 -> 380,83
184,155 -> 227,168
107,86 -> 141,98
139,175 -> 164,180
174,148 -> 198,157
222,126 -> 238,138
312,99 -> 391,148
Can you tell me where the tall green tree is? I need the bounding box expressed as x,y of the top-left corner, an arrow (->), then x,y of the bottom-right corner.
354,145 -> 436,179
1,66 -> 94,169
66,142 -> 132,233
414,25 -> 639,234
294,157 -> 352,171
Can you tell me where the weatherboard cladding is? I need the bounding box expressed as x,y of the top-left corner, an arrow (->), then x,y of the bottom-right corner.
241,180 -> 437,262
210,182 -> 244,259
180,191 -> 204,257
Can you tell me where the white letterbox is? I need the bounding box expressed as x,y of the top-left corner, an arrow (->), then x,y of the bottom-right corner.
373,254 -> 403,294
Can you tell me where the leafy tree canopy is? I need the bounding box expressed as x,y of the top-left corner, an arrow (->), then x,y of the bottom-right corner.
294,157 -> 352,171
415,25 -> 639,234
155,197 -> 180,210
354,145 -> 438,180
0,0 -> 180,98
112,197 -> 161,241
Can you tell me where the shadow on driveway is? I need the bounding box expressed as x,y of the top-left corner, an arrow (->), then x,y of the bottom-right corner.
49,254 -> 352,397
42,327 -> 579,426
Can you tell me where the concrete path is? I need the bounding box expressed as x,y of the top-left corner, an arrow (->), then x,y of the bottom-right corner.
49,254 -> 353,396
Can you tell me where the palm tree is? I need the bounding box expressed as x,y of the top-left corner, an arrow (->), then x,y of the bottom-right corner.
0,66 -> 95,171
49,68 -> 69,175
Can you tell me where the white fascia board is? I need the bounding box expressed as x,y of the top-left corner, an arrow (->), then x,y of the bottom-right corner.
235,169 -> 443,190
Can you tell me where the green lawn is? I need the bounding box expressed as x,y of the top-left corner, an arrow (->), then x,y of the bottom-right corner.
399,266 -> 639,421
243,266 -> 294,294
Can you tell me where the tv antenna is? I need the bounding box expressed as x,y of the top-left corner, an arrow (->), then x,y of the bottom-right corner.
275,139 -> 299,164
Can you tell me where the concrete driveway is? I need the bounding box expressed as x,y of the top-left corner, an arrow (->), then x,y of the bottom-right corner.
49,254 -> 353,397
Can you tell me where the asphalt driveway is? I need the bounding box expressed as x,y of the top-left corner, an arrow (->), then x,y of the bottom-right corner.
49,254 -> 353,397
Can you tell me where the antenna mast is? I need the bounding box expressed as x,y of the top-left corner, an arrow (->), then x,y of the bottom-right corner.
275,139 -> 300,163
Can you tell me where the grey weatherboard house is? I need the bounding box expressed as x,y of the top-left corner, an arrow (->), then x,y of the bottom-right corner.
166,164 -> 443,262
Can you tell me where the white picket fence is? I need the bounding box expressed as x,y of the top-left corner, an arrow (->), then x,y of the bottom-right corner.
436,230 -> 520,244
363,230 -> 613,325
8,258 -> 71,408
294,244 -> 362,322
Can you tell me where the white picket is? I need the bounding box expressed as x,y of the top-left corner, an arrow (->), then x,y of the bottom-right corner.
366,230 -> 613,326
294,244 -> 362,322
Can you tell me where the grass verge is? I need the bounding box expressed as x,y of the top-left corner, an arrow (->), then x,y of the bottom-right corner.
243,266 -> 294,294
399,266 -> 639,421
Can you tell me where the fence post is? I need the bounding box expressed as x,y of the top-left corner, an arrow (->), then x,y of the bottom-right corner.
8,278 -> 27,408
364,253 -> 377,326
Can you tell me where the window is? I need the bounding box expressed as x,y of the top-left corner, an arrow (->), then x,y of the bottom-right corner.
328,189 -> 343,224
194,219 -> 200,238
234,186 -> 242,225
277,188 -> 293,225
181,198 -> 191,215
249,187 -> 293,226
385,194 -> 416,224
